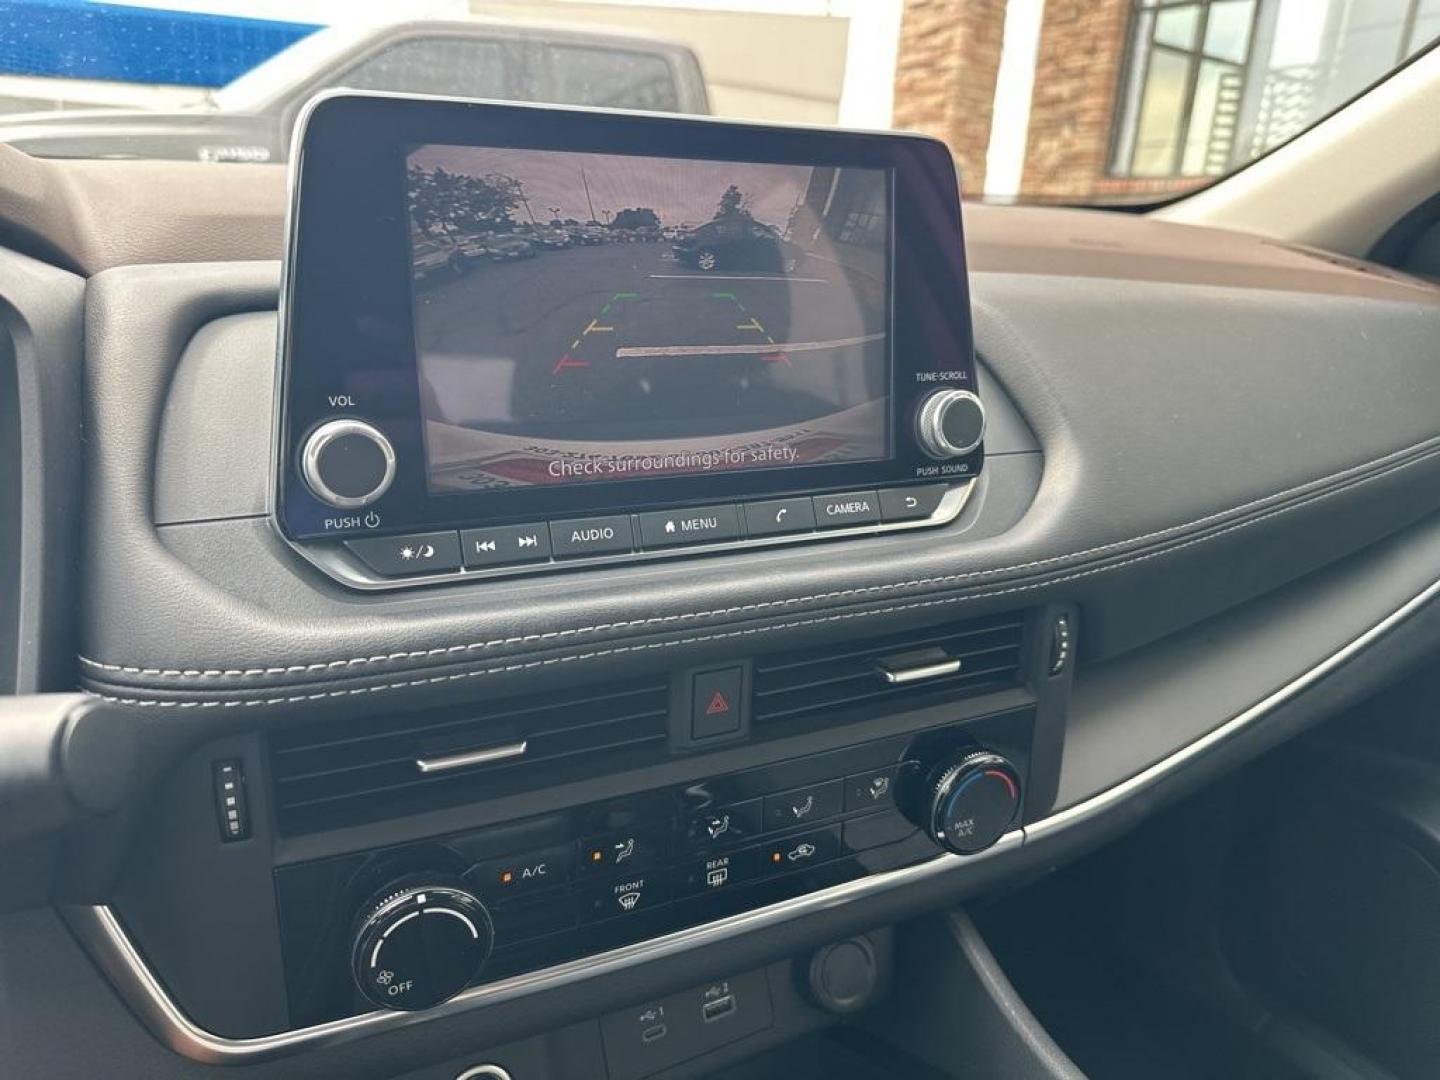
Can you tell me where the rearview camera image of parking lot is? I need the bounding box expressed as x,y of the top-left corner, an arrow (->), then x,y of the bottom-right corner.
406,144 -> 889,493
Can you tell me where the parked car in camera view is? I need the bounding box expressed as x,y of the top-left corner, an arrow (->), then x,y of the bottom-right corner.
488,237 -> 537,261
412,236 -> 467,282
673,217 -> 806,273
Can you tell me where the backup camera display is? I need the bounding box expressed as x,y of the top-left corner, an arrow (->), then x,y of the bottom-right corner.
405,143 -> 890,494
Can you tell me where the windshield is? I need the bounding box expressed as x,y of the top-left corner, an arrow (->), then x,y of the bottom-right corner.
0,0 -> 1434,203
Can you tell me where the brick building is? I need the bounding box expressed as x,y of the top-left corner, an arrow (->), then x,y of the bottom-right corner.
893,0 -> 1440,204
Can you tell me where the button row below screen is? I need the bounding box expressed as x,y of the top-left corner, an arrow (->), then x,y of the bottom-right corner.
343,484 -> 949,576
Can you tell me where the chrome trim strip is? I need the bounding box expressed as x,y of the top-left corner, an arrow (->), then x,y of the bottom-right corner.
877,658 -> 963,684
65,565 -> 1440,1065
282,481 -> 976,592
1029,572 -> 1440,838
455,1068 -> 511,1080
416,741 -> 528,774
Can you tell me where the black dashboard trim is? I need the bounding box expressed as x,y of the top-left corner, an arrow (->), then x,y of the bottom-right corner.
80,430 -> 1440,707
65,558 -> 1440,1062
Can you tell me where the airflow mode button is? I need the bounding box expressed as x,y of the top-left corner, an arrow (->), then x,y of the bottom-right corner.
812,491 -> 881,529
549,515 -> 636,558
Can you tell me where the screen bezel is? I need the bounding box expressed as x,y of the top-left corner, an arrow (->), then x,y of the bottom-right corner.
277,93 -> 978,541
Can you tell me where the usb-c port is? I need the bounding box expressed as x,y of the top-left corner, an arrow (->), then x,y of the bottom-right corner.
701,994 -> 736,1023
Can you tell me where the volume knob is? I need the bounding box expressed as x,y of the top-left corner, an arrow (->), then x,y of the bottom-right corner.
299,418 -> 396,509
915,389 -> 986,460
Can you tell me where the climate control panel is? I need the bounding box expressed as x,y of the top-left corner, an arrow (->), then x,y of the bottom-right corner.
274,710 -> 1030,1028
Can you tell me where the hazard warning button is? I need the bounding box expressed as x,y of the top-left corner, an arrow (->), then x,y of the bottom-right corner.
690,665 -> 746,740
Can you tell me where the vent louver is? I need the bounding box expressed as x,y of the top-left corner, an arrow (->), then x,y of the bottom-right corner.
269,677 -> 670,834
753,612 -> 1028,730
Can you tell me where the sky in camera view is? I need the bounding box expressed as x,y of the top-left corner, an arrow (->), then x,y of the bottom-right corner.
407,144 -> 812,229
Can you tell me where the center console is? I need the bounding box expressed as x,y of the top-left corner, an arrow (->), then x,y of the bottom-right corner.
61,95 -> 1069,1067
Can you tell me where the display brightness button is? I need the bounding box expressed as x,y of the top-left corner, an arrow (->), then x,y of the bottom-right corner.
637,505 -> 741,548
812,491 -> 881,529
343,530 -> 461,576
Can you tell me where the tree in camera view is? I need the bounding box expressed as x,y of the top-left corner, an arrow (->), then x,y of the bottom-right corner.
609,207 -> 661,230
408,164 -> 524,239
716,183 -> 750,220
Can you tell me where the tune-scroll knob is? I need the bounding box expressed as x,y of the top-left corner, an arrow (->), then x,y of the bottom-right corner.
299,418 -> 396,509
915,389 -> 986,460
913,750 -> 1020,856
350,879 -> 493,1011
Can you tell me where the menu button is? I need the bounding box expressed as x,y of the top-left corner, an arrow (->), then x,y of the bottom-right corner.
638,505 -> 741,548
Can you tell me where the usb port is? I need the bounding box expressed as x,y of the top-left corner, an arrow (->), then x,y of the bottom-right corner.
701,994 -> 736,1024
641,1023 -> 667,1044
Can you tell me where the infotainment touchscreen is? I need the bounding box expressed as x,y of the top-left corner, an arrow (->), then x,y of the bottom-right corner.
277,94 -> 980,562
405,145 -> 890,495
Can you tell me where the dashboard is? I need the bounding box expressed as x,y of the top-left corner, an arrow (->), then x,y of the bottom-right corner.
2,97 -> 1440,1080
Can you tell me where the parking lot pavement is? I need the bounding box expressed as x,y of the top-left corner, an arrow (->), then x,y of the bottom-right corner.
415,240 -> 885,434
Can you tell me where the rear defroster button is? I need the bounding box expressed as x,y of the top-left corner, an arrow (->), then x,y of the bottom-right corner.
813,491 -> 881,529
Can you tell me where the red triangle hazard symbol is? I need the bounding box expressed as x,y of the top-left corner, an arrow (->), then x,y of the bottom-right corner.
705,690 -> 730,716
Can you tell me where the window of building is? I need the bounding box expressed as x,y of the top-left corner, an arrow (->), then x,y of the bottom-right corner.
1111,0 -> 1261,178
1111,0 -> 1440,179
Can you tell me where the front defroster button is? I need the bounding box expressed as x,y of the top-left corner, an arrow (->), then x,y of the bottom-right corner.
583,871 -> 671,921
813,491 -> 881,529
549,515 -> 635,558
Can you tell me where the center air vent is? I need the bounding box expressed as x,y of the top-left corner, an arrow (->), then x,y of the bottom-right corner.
269,677 -> 669,834
753,612 -> 1028,730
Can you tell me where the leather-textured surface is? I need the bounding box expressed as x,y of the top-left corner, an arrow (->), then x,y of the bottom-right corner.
79,260 -> 1440,720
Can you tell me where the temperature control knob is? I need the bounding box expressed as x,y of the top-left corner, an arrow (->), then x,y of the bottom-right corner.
350,879 -> 493,1011
912,750 -> 1020,856
914,389 -> 986,460
299,418 -> 396,509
